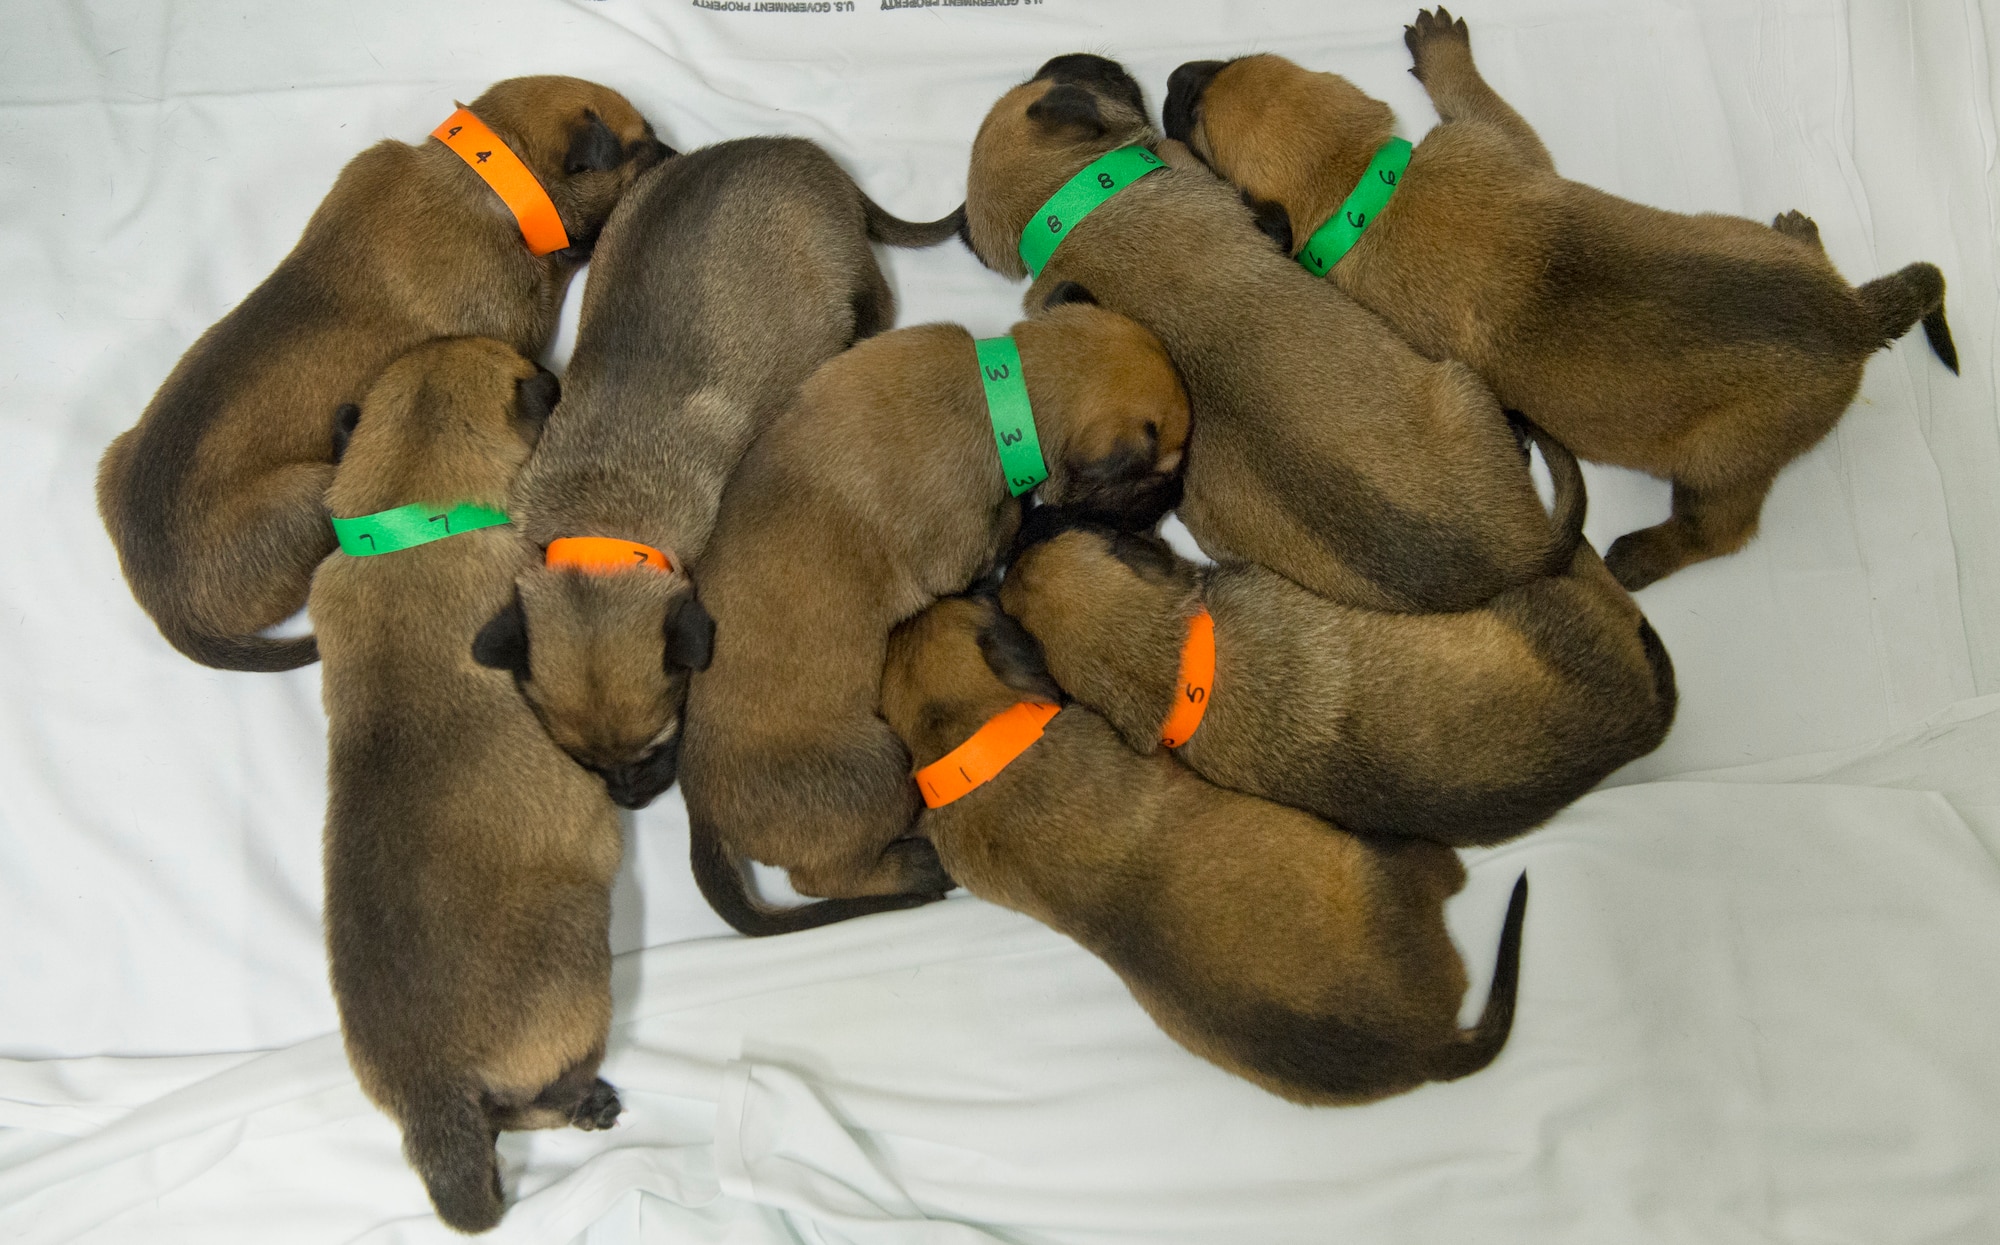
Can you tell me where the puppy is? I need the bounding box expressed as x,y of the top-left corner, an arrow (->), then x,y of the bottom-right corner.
963,54 -> 1582,614
313,338 -> 622,1235
677,304 -> 1187,932
1001,518 -> 1675,846
880,595 -> 1527,1104
473,136 -> 964,810
1164,18 -> 1958,588
98,76 -> 668,671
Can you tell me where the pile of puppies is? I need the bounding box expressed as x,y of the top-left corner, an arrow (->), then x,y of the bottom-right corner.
95,12 -> 1955,1233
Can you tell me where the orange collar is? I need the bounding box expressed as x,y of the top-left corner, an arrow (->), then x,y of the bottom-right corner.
431,107 -> 571,257
915,701 -> 1060,808
1159,608 -> 1215,748
545,536 -> 675,575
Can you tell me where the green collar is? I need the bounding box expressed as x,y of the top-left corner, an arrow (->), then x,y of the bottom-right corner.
974,335 -> 1047,496
1018,144 -> 1165,278
330,501 -> 510,556
1296,137 -> 1413,276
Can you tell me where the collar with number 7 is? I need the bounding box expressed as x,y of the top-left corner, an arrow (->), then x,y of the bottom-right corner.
431,107 -> 572,256
1296,137 -> 1412,277
1159,608 -> 1215,748
1018,144 -> 1165,278
545,536 -> 676,575
916,700 -> 1061,808
331,502 -> 510,557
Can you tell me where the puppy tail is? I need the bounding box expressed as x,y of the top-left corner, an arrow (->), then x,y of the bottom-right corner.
862,196 -> 968,249
1509,415 -> 1587,576
690,817 -> 939,936
400,1082 -> 504,1233
1432,873 -> 1528,1082
163,621 -> 319,672
1858,262 -> 1958,374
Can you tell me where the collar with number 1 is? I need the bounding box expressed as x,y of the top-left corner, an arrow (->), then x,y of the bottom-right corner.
1159,608 -> 1215,748
432,107 -> 572,256
1296,137 -> 1413,277
916,700 -> 1061,809
331,502 -> 510,557
1018,144 -> 1165,278
975,335 -> 1048,496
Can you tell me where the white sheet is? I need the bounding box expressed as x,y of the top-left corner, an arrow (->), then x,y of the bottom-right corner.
3,0 -> 1997,1239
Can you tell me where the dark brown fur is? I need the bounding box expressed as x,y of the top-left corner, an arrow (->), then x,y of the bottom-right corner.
477,137 -> 963,810
1165,20 -> 1957,588
99,77 -> 669,671
963,55 -> 1581,614
1002,523 -> 1675,846
881,596 -> 1528,1104
312,339 -> 624,1234
678,306 -> 1188,931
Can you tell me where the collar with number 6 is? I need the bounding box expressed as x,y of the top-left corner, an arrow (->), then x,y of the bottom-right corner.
545,536 -> 676,575
331,502 -> 510,557
916,700 -> 1061,809
1159,608 -> 1215,748
1018,144 -> 1165,278
1296,137 -> 1412,277
431,107 -> 572,256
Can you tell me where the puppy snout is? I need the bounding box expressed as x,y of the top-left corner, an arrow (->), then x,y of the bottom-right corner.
600,737 -> 681,810
634,137 -> 673,171
1164,60 -> 1228,143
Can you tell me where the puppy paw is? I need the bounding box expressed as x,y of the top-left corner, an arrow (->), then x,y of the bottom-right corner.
571,1078 -> 623,1131
1770,209 -> 1824,251
1405,7 -> 1473,81
886,836 -> 956,897
1604,528 -> 1676,591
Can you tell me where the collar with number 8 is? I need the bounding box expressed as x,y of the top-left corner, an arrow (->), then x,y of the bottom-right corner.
1018,145 -> 1165,278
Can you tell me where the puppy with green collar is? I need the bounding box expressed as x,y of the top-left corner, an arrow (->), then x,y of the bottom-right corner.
1164,13 -> 1957,588
311,338 -> 622,1235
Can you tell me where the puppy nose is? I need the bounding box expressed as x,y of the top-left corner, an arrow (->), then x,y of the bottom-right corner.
600,737 -> 681,809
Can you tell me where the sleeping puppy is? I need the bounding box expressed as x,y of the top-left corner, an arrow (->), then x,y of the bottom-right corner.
1164,16 -> 1958,588
1001,520 -> 1676,846
98,76 -> 668,671
474,136 -> 964,810
677,304 -> 1187,932
313,338 -> 622,1235
880,595 -> 1528,1104
963,54 -> 1582,614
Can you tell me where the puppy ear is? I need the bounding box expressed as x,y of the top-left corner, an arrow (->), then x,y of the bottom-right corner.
976,606 -> 1064,703
1026,84 -> 1106,140
330,403 -> 362,464
1042,281 -> 1098,310
564,112 -> 623,175
1240,192 -> 1294,254
663,593 -> 715,672
515,367 -> 561,428
473,590 -> 530,676
1163,59 -> 1229,144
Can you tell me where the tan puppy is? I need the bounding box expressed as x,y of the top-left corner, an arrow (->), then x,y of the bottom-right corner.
677,304 -> 1188,932
98,76 -> 668,671
880,595 -> 1527,1104
312,338 -> 622,1234
963,54 -> 1581,614
1164,18 -> 1958,588
1001,518 -> 1675,846
474,137 -> 963,810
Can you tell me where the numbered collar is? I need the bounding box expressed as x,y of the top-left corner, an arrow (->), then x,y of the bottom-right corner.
974,335 -> 1048,496
1158,607 -> 1215,748
1018,144 -> 1165,278
545,536 -> 676,575
331,502 -> 510,557
431,107 -> 572,257
1296,137 -> 1413,277
916,700 -> 1062,808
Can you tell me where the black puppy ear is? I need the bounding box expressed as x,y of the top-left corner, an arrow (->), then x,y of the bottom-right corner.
1241,192 -> 1294,254
1026,84 -> 1106,140
1163,59 -> 1229,143
330,403 -> 361,464
515,367 -> 561,428
976,607 -> 1065,703
564,112 -> 623,175
473,590 -> 530,676
1042,281 -> 1098,310
663,594 -> 715,672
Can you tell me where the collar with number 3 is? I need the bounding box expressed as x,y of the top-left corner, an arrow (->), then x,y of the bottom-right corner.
974,335 -> 1048,496
1296,137 -> 1412,276
1018,145 -> 1165,278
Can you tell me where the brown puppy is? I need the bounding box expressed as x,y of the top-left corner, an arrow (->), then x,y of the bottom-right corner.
880,595 -> 1527,1104
98,76 -> 668,671
313,338 -> 623,1235
474,137 -> 963,810
677,304 -> 1187,932
1001,519 -> 1676,846
963,54 -> 1581,614
1164,20 -> 1958,589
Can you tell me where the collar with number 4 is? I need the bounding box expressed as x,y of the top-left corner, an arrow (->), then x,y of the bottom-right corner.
545,536 -> 675,575
916,700 -> 1061,809
974,335 -> 1048,496
331,502 -> 510,557
1159,608 -> 1215,748
1296,137 -> 1412,277
432,107 -> 572,256
1018,144 -> 1165,278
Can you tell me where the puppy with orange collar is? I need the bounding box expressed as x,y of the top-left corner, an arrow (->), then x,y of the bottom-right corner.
99,76 -> 667,671
963,54 -> 1581,615
880,594 -> 1527,1105
1001,517 -> 1675,846
677,304 -> 1187,932
1164,12 -> 1958,588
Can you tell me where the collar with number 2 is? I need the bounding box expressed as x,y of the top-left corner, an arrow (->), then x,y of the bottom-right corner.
1296,137 -> 1413,277
1018,145 -> 1165,278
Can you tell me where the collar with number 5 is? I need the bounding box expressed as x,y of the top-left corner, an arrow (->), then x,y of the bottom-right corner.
431,107 -> 572,256
1158,607 -> 1215,748
1018,144 -> 1165,278
331,502 -> 511,557
1296,137 -> 1412,277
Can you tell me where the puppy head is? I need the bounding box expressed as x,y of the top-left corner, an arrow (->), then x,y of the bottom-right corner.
473,563 -> 713,809
326,336 -> 555,515
1163,54 -> 1394,252
461,75 -> 674,257
1012,304 -> 1189,527
881,596 -> 1061,765
965,55 -> 1155,278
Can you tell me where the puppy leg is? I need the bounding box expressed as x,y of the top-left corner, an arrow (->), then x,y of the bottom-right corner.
787,835 -> 953,901
1404,8 -> 1555,173
1771,210 -> 1824,252
1604,473 -> 1772,590
850,263 -> 895,345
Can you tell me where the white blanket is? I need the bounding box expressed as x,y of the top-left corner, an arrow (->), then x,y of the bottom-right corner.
3,0 -> 1996,1239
